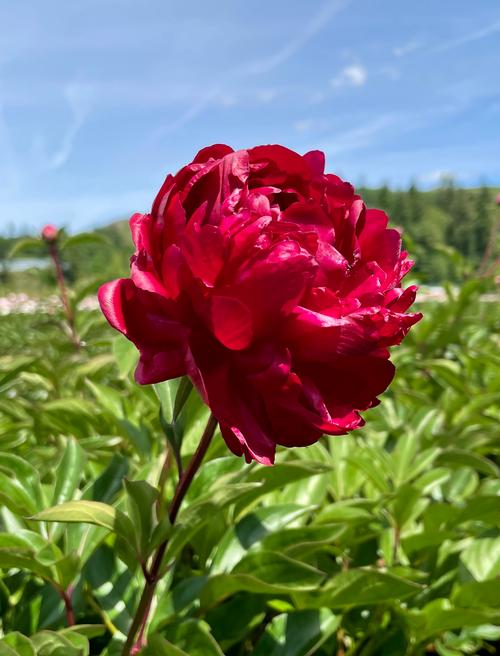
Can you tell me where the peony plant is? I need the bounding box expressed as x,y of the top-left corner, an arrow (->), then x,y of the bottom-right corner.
97,144 -> 421,653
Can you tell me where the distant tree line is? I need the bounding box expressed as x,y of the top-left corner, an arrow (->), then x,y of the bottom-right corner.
359,181 -> 497,282
1,182 -> 498,290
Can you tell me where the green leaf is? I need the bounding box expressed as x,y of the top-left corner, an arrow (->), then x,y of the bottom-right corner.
8,237 -> 44,258
261,524 -> 347,556
210,504 -> 312,574
118,419 -> 151,456
436,449 -> 500,477
347,452 -> 391,494
0,533 -> 54,580
31,629 -> 89,655
0,453 -> 43,507
252,609 -> 340,656
156,619 -> 224,656
142,635 -> 189,655
31,500 -> 134,542
124,479 -> 158,558
406,599 -> 500,642
233,461 -> 331,514
0,357 -> 35,391
0,472 -> 38,516
52,437 -> 86,506
453,580 -> 500,608
154,379 -> 181,425
455,495 -> 500,526
298,568 -> 421,609
460,537 -> 500,581
391,484 -> 427,529
112,335 -> 138,379
201,551 -> 325,607
163,483 -> 262,564
85,380 -> 124,419
315,499 -> 376,524
82,453 -> 129,504
0,633 -> 35,656
61,232 -> 108,249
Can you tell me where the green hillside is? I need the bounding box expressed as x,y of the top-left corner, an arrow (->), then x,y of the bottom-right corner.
1,184 -> 499,295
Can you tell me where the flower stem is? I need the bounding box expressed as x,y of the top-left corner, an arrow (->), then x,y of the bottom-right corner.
122,414 -> 218,655
61,586 -> 75,626
48,241 -> 79,347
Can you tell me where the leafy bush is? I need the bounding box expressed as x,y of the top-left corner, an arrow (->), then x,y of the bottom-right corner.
0,276 -> 499,655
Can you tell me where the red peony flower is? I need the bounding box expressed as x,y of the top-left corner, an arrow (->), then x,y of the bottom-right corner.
99,144 -> 422,464
41,224 -> 59,243
495,193 -> 500,206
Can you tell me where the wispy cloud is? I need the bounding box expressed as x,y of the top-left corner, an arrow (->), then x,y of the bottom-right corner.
152,93 -> 216,140
395,18 -> 500,58
432,17 -> 500,53
319,114 -> 396,156
244,0 -> 350,75
331,64 -> 367,88
293,117 -> 332,134
45,82 -> 94,170
393,39 -> 423,57
154,1 -> 350,139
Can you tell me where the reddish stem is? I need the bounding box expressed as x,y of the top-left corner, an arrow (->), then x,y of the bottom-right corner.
123,414 -> 218,656
61,587 -> 75,626
48,241 -> 79,346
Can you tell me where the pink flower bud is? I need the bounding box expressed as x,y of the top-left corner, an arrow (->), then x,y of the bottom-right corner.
41,224 -> 59,243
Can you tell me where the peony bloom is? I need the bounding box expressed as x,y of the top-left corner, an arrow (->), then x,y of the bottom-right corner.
99,145 -> 422,464
41,224 -> 59,243
495,193 -> 500,206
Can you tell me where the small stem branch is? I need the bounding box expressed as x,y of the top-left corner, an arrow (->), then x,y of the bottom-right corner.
392,524 -> 401,564
155,441 -> 172,517
48,242 -> 79,347
168,414 -> 218,525
61,587 -> 75,626
122,414 -> 218,656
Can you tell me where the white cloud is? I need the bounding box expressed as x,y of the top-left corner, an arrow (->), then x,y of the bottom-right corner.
294,119 -> 315,133
319,114 -> 395,155
255,88 -> 278,104
393,39 -> 423,57
393,18 -> 500,58
432,18 -> 500,53
43,82 -> 94,170
331,64 -> 367,88
244,0 -> 350,76
293,117 -> 332,134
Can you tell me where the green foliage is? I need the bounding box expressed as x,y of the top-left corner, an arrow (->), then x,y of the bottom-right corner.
2,185 -> 499,296
0,267 -> 499,655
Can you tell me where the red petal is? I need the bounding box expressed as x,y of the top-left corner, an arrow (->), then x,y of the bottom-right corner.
210,295 -> 253,350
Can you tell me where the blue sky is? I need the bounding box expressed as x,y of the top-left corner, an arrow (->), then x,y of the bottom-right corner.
1,0 -> 499,235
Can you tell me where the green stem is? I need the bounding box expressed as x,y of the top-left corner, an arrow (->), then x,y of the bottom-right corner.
122,414 -> 218,655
